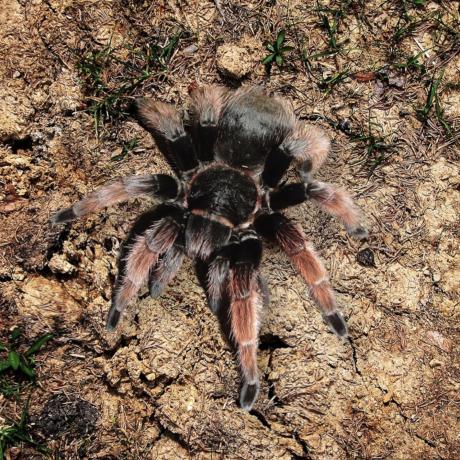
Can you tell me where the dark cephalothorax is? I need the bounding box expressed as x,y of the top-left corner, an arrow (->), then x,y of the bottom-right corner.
51,86 -> 368,410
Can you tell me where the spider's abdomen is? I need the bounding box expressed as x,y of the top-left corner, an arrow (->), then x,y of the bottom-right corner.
188,167 -> 258,226
216,89 -> 295,170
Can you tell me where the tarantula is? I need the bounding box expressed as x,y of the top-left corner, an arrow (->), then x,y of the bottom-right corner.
52,85 -> 367,410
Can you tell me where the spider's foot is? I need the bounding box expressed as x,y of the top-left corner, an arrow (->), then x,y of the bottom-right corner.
346,225 -> 369,240
50,207 -> 76,225
149,284 -> 164,299
106,307 -> 122,332
325,312 -> 348,337
240,380 -> 260,411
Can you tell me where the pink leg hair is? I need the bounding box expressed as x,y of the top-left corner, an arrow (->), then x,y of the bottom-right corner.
107,218 -> 181,330
51,175 -> 175,224
134,100 -> 185,140
282,123 -> 331,173
308,181 -> 368,239
189,84 -> 227,126
275,219 -> 348,337
229,265 -> 262,410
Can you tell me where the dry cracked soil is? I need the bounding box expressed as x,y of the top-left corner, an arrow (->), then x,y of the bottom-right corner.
0,1 -> 459,459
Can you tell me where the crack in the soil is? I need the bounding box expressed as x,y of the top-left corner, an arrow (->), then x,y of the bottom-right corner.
348,336 -> 362,376
385,395 -> 439,452
248,409 -> 271,428
292,431 -> 312,459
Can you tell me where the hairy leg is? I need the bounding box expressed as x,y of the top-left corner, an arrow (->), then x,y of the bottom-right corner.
106,206 -> 184,330
148,243 -> 185,298
227,233 -> 263,410
268,181 -> 368,239
185,214 -> 231,259
188,84 -> 227,162
134,99 -> 198,175
307,181 -> 368,239
255,213 -> 347,337
51,174 -> 178,224
281,122 -> 330,181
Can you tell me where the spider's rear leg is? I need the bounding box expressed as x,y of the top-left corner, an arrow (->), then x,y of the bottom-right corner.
268,181 -> 368,240
255,213 -> 348,337
188,85 -> 227,162
107,204 -> 184,330
227,233 -> 263,410
148,242 -> 185,298
133,100 -> 198,176
51,174 -> 178,224
185,213 -> 231,260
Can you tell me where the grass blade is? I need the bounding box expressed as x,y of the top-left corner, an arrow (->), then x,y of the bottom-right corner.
25,334 -> 53,357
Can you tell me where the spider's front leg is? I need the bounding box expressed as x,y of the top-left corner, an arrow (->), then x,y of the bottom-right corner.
255,213 -> 347,337
51,174 -> 178,224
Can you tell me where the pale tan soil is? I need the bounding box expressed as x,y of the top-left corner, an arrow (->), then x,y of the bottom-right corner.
0,1 -> 459,459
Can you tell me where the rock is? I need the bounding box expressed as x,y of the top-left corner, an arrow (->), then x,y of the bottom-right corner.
216,36 -> 263,79
429,359 -> 443,368
48,253 -> 76,274
19,275 -> 82,325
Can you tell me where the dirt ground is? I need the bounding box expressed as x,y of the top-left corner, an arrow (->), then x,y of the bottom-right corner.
1,1 -> 459,459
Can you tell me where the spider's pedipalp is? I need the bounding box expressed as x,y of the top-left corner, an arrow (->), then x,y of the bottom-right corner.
261,146 -> 292,188
107,204 -> 184,330
255,213 -> 348,337
134,99 -> 198,175
51,174 -> 178,224
189,85 -> 227,162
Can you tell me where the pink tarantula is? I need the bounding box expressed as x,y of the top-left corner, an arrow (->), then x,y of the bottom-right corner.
52,85 -> 367,410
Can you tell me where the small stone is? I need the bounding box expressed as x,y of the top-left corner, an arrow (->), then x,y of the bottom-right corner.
383,390 -> 394,404
13,71 -> 21,78
48,253 -> 76,274
429,359 -> 443,368
432,272 -> 441,283
356,248 -> 375,267
216,44 -> 255,79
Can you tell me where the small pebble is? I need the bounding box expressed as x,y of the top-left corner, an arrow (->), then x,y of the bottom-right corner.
356,248 -> 375,267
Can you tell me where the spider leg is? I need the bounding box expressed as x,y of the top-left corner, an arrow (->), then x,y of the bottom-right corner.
255,213 -> 348,337
52,174 -> 177,224
206,245 -> 232,312
148,242 -> 185,298
188,85 -> 227,162
51,174 -> 178,224
106,204 -> 184,330
228,233 -> 263,410
268,181 -> 368,239
133,99 -> 198,175
307,181 -> 368,239
261,123 -> 330,188
281,122 -> 330,182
